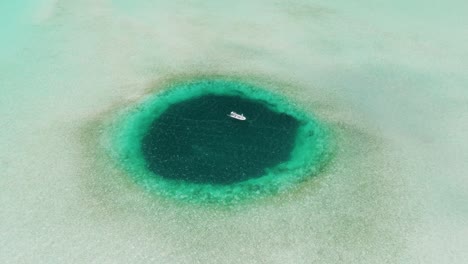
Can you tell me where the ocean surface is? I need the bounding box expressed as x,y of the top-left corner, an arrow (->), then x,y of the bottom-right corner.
1,0 -> 467,263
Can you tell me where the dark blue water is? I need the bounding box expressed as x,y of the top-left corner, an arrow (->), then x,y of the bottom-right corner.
141,94 -> 301,185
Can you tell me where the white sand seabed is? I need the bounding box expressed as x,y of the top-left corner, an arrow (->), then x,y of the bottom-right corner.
1,0 -> 467,263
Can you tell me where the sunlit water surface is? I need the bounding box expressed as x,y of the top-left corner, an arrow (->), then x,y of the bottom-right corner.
1,0 -> 467,263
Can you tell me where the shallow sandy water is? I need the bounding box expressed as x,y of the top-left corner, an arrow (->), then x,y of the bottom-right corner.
1,0 -> 467,263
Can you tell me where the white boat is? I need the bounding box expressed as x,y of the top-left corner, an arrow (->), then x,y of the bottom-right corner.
228,111 -> 246,120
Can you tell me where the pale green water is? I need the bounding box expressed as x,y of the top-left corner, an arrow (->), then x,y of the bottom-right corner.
1,0 -> 468,263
